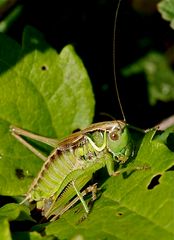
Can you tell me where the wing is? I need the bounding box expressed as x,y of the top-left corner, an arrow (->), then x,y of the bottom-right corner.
57,120 -> 126,150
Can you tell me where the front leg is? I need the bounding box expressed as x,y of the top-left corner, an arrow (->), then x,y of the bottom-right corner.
105,153 -> 115,176
105,153 -> 150,176
112,165 -> 150,176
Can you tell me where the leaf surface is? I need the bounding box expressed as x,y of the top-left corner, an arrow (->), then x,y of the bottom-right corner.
158,0 -> 174,29
0,218 -> 12,240
0,26 -> 95,196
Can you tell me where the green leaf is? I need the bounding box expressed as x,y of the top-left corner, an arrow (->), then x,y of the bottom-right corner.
0,218 -> 12,240
45,130 -> 174,240
18,26 -> 94,138
0,0 -> 7,6
158,0 -> 174,29
0,5 -> 23,33
0,26 -> 95,196
0,203 -> 33,222
122,52 -> 174,105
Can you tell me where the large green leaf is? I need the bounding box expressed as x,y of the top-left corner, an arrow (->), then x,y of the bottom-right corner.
45,130 -> 174,240
0,26 -> 95,196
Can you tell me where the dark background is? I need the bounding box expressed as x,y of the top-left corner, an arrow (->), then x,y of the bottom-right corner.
5,0 -> 174,129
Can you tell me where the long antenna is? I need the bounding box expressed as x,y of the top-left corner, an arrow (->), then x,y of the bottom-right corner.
113,0 -> 126,121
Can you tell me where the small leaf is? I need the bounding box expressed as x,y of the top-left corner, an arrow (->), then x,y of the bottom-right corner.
122,52 -> 174,105
158,0 -> 174,29
0,5 -> 23,33
0,203 -> 33,222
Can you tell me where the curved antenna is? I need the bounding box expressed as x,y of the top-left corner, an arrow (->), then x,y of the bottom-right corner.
113,0 -> 126,121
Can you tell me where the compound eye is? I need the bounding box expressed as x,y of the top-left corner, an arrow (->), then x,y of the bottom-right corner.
109,130 -> 119,141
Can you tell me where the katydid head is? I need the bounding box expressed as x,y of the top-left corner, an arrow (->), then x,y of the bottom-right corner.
106,121 -> 133,163
107,0 -> 133,163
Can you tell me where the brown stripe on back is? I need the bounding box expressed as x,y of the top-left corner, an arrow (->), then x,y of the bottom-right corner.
44,148 -> 61,169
